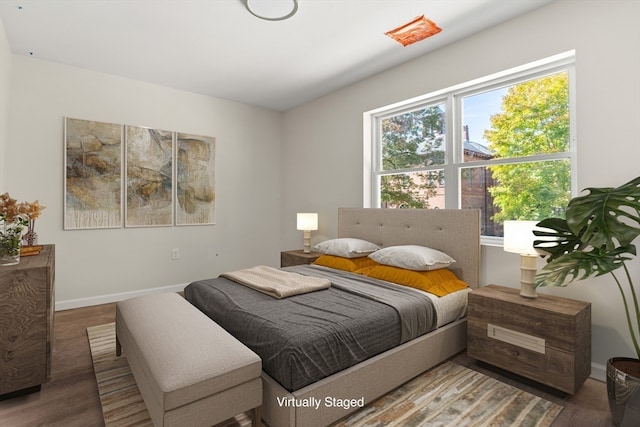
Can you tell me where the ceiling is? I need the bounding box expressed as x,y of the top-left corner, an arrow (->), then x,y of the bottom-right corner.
0,0 -> 555,111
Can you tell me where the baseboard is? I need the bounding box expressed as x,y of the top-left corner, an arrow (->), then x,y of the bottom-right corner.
55,283 -> 189,311
591,361 -> 606,382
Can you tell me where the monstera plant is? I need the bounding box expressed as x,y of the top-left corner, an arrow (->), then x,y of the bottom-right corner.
532,175 -> 640,427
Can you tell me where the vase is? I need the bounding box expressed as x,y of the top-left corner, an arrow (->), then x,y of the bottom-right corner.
607,357 -> 640,426
0,238 -> 20,266
23,219 -> 38,247
0,246 -> 20,265
0,222 -> 22,266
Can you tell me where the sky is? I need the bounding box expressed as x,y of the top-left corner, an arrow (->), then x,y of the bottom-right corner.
462,86 -> 508,146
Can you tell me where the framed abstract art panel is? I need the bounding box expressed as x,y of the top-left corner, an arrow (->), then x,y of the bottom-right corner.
125,126 -> 174,227
64,117 -> 123,230
175,132 -> 216,225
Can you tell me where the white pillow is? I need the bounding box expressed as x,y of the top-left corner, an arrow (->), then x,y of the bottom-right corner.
313,238 -> 380,258
368,245 -> 455,271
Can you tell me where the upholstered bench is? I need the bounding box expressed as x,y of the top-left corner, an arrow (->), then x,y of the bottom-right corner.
115,292 -> 262,427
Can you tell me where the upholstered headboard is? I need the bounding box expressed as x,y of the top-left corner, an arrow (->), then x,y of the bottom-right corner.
338,208 -> 480,288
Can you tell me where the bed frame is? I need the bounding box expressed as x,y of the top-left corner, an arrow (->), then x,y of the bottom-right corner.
261,208 -> 481,427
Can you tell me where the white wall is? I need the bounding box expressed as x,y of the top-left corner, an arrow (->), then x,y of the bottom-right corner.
0,18 -> 11,192
282,0 -> 640,378
5,56 -> 284,307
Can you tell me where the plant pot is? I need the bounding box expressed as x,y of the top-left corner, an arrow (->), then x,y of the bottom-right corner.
1,221 -> 23,266
0,250 -> 20,266
0,237 -> 21,266
607,357 -> 640,426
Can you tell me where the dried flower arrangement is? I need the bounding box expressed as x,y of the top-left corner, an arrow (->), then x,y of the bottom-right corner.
0,193 -> 46,264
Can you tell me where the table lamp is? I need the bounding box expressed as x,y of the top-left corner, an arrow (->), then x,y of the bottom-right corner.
504,220 -> 539,299
297,213 -> 318,253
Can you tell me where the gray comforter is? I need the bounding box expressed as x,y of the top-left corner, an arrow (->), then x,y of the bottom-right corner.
184,264 -> 435,391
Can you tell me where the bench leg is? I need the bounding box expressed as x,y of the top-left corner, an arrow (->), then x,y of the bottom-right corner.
252,406 -> 261,427
115,335 -> 122,357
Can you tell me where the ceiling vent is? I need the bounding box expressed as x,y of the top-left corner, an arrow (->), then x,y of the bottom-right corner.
385,15 -> 442,47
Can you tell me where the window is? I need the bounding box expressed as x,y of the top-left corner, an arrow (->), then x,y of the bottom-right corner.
365,52 -> 576,243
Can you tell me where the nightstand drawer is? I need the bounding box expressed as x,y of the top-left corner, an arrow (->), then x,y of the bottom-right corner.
467,285 -> 591,394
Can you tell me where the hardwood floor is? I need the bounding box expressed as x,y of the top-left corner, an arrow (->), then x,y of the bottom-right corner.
0,303 -> 113,427
0,302 -> 614,426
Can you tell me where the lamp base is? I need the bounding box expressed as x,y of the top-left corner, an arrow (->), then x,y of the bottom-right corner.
303,230 -> 311,253
519,254 -> 538,299
520,282 -> 538,298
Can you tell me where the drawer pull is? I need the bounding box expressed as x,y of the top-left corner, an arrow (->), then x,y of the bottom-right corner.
488,323 -> 545,354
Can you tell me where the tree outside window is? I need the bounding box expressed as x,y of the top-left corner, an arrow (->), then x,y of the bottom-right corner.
484,73 -> 570,224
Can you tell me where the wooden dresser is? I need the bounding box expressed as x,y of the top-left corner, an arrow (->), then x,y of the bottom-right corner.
0,245 -> 55,397
467,284 -> 591,394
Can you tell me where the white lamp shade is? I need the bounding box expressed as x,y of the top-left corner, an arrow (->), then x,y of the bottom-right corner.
297,213 -> 318,231
503,220 -> 539,256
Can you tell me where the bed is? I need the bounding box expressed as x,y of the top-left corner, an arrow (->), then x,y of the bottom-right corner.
185,208 -> 480,427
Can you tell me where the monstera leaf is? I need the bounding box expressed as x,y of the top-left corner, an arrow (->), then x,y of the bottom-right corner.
567,176 -> 640,250
533,217 -> 587,262
533,176 -> 640,288
535,245 -> 636,287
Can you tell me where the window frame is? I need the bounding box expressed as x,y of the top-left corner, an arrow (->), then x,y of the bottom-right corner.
364,51 -> 577,246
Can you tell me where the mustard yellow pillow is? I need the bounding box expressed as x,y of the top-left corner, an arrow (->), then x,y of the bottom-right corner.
352,264 -> 378,275
313,254 -> 379,272
362,265 -> 468,297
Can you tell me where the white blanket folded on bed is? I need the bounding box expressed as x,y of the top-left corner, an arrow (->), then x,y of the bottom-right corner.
221,265 -> 331,299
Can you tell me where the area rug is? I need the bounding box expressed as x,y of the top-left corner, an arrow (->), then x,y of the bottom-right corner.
88,323 -> 562,427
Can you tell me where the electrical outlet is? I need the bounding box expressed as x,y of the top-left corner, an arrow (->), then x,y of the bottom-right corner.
172,248 -> 180,260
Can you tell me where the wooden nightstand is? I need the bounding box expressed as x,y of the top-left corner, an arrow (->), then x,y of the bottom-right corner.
280,250 -> 321,267
467,284 -> 591,394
